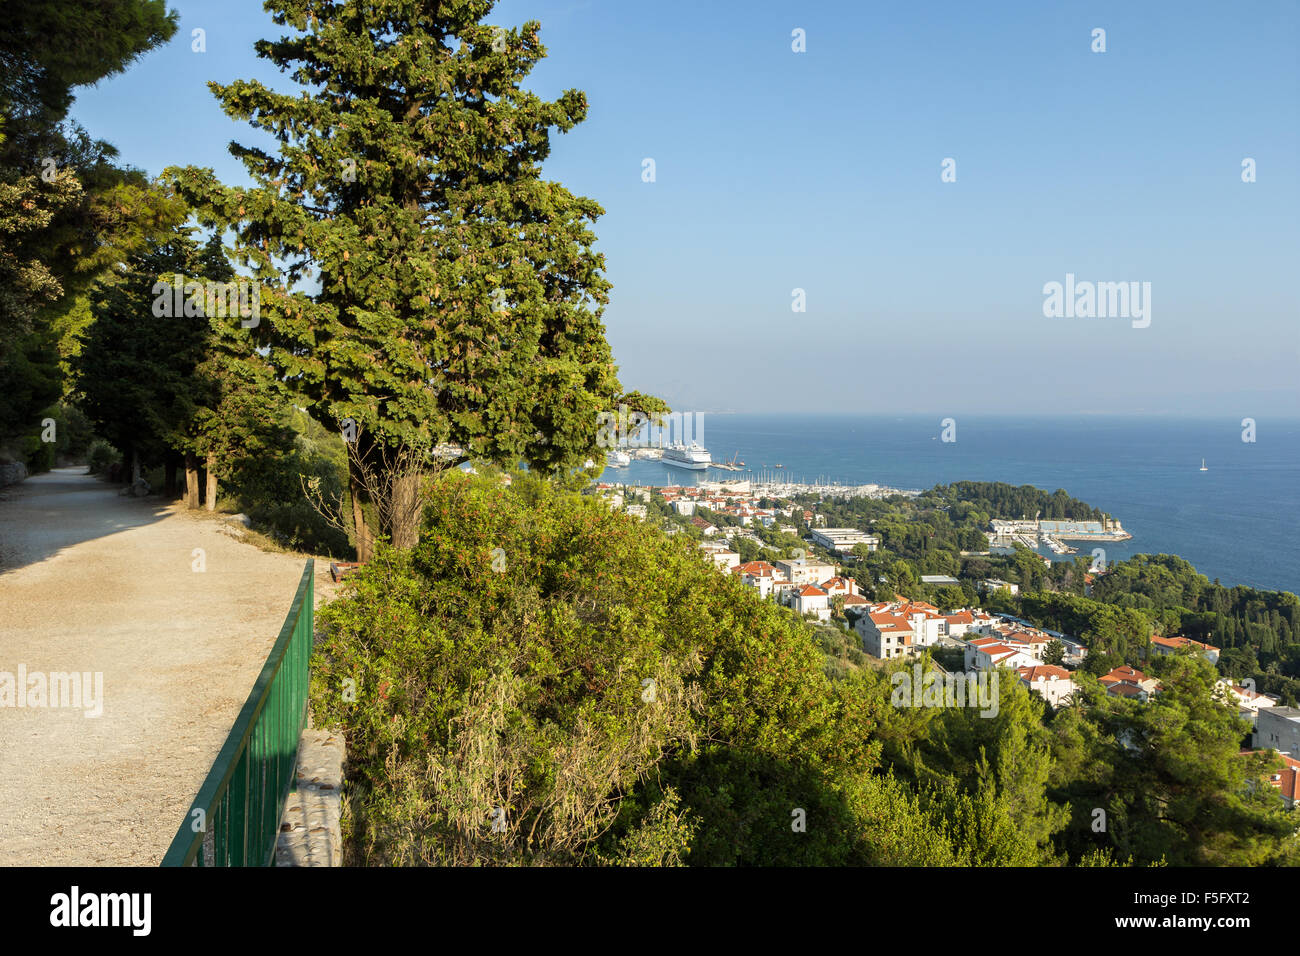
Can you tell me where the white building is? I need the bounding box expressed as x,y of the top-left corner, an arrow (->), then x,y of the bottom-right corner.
819,576 -> 861,598
775,557 -> 837,586
1255,707 -> 1300,758
980,579 -> 1020,596
857,609 -> 914,659
920,575 -> 959,586
698,541 -> 740,571
809,528 -> 880,554
731,561 -> 786,600
1017,665 -> 1077,708
1216,681 -> 1276,728
965,639 -> 1038,673
791,585 -> 831,622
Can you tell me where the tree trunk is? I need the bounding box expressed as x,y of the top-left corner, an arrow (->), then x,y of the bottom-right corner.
184,452 -> 200,509
348,441 -> 375,562
164,457 -> 178,498
204,454 -> 218,511
388,470 -> 423,550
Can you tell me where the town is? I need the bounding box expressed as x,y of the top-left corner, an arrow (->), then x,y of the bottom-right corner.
594,477 -> 1299,810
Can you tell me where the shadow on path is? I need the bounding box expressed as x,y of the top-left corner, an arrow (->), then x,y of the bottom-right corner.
0,467 -> 172,574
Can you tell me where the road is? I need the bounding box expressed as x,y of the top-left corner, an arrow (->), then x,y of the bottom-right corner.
0,467 -> 327,865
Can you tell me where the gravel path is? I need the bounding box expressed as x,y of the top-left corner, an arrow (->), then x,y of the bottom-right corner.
0,467 -> 329,865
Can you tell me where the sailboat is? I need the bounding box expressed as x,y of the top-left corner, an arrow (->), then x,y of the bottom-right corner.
1199,458 -> 1208,472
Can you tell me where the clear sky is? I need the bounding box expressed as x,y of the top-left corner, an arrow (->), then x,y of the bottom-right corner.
69,0 -> 1300,418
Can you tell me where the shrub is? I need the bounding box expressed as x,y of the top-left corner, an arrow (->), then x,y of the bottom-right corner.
86,440 -> 121,475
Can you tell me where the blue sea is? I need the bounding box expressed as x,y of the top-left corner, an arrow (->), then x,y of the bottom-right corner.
609,415 -> 1300,595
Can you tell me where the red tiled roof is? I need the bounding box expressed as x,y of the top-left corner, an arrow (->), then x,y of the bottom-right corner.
1152,634 -> 1220,653
1100,665 -> 1149,685
868,611 -> 912,631
1018,665 -> 1072,682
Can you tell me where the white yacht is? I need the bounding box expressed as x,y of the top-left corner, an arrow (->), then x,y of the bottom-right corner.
662,442 -> 711,470
606,450 -> 631,467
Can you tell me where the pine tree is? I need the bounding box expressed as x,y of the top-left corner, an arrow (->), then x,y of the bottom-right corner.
168,0 -> 654,558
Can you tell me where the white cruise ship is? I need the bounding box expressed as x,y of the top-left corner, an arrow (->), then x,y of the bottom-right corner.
605,449 -> 631,467
662,442 -> 711,470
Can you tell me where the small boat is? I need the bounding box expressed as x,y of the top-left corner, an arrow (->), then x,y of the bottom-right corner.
1199,458 -> 1208,472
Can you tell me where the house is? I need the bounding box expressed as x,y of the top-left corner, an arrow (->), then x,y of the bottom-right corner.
731,560 -> 786,599
1216,681 -> 1276,727
1149,634 -> 1220,664
965,640 -> 1038,673
989,625 -> 1054,660
1017,665 -> 1077,708
1055,636 -> 1088,663
940,610 -> 980,638
840,593 -> 870,619
689,516 -> 718,536
980,579 -> 1020,596
1242,750 -> 1300,810
1098,665 -> 1161,703
698,542 -> 740,571
624,504 -> 647,520
809,528 -> 879,554
670,499 -> 696,516
791,584 -> 831,622
857,610 -> 914,660
819,576 -> 861,598
775,557 -> 837,586
1254,707 -> 1300,758
896,601 -> 945,648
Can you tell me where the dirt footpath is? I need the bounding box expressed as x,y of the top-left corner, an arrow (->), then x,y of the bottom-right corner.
0,468 -> 330,865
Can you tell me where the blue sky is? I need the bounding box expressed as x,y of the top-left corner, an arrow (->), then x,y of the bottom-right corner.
70,0 -> 1300,417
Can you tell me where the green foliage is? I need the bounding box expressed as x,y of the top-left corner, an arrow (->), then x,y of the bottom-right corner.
1053,656 -> 1299,865
85,438 -> 120,475
224,407 -> 352,556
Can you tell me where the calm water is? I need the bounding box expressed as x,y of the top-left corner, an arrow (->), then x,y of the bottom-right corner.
610,415 -> 1300,594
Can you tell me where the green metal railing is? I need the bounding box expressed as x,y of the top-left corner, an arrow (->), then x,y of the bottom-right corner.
161,559 -> 315,866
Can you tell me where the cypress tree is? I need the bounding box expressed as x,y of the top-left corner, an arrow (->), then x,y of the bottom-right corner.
169,0 -> 651,557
